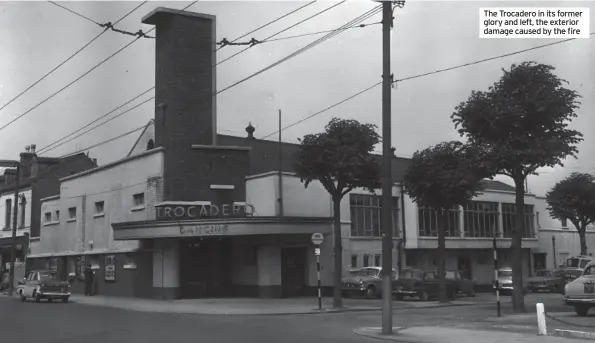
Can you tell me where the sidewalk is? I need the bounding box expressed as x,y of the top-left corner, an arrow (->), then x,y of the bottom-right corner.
1,292 -> 492,315
353,326 -> 588,343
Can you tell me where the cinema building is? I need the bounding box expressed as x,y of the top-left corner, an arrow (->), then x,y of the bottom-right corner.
27,8 -> 543,299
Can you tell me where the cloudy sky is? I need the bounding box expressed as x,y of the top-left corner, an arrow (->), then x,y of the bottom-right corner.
0,0 -> 593,196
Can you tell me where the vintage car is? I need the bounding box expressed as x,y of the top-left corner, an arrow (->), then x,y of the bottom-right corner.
493,267 -> 529,294
447,270 -> 476,297
564,259 -> 595,316
341,266 -> 396,299
527,269 -> 566,293
562,255 -> 594,283
18,270 -> 71,303
392,268 -> 458,301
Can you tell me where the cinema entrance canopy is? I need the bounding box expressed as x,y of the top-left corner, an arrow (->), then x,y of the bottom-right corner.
111,202 -> 334,300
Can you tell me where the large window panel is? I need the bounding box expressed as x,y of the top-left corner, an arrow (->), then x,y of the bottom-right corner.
463,201 -> 499,238
350,194 -> 400,237
418,206 -> 460,237
502,203 -> 535,238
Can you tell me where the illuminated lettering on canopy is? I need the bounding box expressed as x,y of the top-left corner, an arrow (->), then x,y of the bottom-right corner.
156,204 -> 255,219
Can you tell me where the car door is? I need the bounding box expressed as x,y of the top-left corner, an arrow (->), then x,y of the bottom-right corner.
23,272 -> 36,297
581,265 -> 595,296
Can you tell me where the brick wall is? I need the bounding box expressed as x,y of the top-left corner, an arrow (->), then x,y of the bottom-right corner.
146,176 -> 163,220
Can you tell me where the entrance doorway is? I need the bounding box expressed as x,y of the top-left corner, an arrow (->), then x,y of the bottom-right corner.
458,254 -> 472,280
281,247 -> 307,297
180,237 -> 232,298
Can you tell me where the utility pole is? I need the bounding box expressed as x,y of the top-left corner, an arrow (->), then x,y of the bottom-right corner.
278,109 -> 284,217
381,0 -> 394,335
8,162 -> 21,297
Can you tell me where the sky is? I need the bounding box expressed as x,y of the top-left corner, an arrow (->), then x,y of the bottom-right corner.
0,0 -> 593,197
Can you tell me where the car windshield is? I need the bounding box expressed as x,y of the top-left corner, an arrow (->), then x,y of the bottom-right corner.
580,259 -> 590,269
401,270 -> 422,279
567,258 -> 580,268
445,271 -> 456,279
499,270 -> 513,277
536,271 -> 552,277
39,273 -> 56,282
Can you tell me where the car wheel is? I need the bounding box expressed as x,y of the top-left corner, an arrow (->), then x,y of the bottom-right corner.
48,298 -> 53,303
62,296 -> 69,303
467,289 -> 476,297
418,290 -> 429,302
575,306 -> 589,317
34,292 -> 41,303
365,286 -> 377,299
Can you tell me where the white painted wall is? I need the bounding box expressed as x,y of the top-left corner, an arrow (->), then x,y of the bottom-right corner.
32,150 -> 164,257
0,187 -> 32,236
257,246 -> 281,286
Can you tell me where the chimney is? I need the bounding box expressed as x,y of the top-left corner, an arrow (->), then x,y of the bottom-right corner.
142,8 -> 217,149
246,123 -> 255,139
19,144 -> 37,178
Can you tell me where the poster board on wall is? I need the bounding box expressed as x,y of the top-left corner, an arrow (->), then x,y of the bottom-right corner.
77,256 -> 86,280
104,255 -> 115,281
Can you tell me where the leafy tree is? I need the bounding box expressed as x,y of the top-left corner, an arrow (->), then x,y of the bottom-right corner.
294,117 -> 380,308
403,141 -> 490,303
451,61 -> 583,312
546,173 -> 595,255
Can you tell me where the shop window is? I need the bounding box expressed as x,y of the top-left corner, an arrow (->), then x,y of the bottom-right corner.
123,254 -> 137,269
67,257 -> 77,277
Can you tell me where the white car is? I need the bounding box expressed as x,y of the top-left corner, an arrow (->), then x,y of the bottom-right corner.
564,260 -> 595,316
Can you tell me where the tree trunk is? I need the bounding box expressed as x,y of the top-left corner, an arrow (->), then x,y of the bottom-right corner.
511,177 -> 527,313
332,195 -> 343,308
578,224 -> 588,256
437,208 -> 448,303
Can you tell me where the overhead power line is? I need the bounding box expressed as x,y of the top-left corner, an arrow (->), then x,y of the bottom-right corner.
60,124 -> 148,159
216,0 -> 317,51
0,1 -> 198,135
0,2 -> 147,117
37,3 -> 354,154
260,32 -> 595,139
259,22 -> 381,44
216,4 -> 382,95
48,1 -> 101,26
216,1 -> 347,66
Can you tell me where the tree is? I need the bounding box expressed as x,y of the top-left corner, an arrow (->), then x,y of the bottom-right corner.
294,117 -> 380,308
546,173 -> 595,255
451,61 -> 583,312
403,141 -> 490,303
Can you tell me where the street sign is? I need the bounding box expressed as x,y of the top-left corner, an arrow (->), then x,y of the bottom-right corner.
315,248 -> 321,256
311,233 -> 324,245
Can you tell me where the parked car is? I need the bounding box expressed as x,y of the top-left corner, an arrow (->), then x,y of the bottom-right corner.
393,268 -> 458,301
18,270 -> 71,303
527,269 -> 566,293
341,266 -> 396,299
564,259 -> 595,316
562,255 -> 595,283
447,270 -> 476,297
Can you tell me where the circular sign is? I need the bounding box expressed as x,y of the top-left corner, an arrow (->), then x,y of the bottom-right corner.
311,233 -> 324,245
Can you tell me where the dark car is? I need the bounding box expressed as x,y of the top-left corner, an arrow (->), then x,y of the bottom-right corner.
341,267 -> 396,299
393,268 -> 458,301
528,269 -> 566,293
447,270 -> 476,297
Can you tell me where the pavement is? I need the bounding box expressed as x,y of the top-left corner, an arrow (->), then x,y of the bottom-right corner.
0,292 -> 587,343
353,326 -> 590,343
1,291 -> 502,315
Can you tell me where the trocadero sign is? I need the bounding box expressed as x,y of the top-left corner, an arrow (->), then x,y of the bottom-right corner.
156,203 -> 255,220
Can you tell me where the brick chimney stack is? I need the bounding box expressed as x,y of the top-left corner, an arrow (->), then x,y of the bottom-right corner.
142,8 -> 217,149
19,144 -> 37,178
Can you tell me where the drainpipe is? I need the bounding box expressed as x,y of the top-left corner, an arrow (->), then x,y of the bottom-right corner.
399,182 -> 406,274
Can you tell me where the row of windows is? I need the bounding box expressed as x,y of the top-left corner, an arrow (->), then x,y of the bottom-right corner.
351,253 -> 382,268
349,194 -> 400,237
417,202 -> 536,238
4,195 -> 26,229
43,193 -> 145,223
